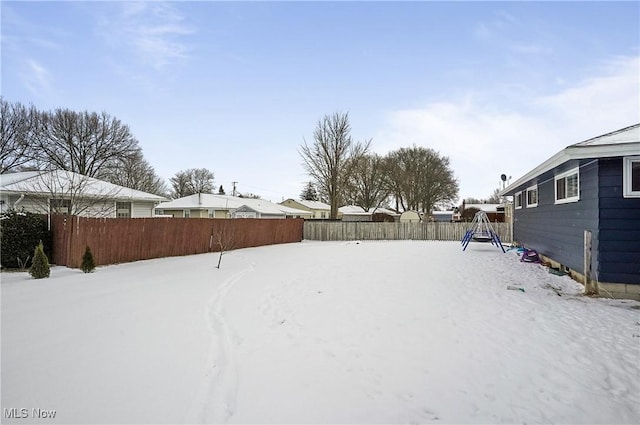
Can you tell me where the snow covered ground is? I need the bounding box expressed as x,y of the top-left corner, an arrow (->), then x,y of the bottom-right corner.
2,240 -> 639,424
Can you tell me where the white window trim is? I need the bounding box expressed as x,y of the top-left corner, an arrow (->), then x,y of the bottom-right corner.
526,185 -> 538,208
115,201 -> 131,218
183,209 -> 190,218
623,156 -> 640,198
555,167 -> 580,204
514,191 -> 523,209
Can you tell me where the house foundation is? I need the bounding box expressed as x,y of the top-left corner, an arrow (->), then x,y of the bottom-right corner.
540,253 -> 640,301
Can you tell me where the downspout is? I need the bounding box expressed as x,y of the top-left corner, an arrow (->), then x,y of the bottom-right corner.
13,193 -> 25,208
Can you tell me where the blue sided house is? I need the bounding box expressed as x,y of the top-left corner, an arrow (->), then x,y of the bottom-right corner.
500,124 -> 640,300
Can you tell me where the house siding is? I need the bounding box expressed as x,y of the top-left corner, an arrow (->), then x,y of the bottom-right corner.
597,158 -> 640,284
512,159 -> 599,274
280,199 -> 329,219
131,201 -> 155,218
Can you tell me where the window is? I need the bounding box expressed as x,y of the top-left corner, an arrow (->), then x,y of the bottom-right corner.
514,191 -> 523,209
116,202 -> 131,218
50,198 -> 71,214
183,210 -> 190,218
526,185 -> 538,208
555,167 -> 579,204
623,156 -> 640,198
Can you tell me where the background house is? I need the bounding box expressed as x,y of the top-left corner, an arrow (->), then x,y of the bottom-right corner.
431,210 -> 456,222
0,170 -> 167,218
500,123 -> 640,300
337,205 -> 400,222
232,203 -> 312,219
338,205 -> 369,222
280,199 -> 331,219
155,193 -> 310,219
460,202 -> 505,222
369,207 -> 400,222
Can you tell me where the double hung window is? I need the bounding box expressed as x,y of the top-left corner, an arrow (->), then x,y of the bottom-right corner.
526,186 -> 538,208
514,192 -> 523,209
555,167 -> 579,204
623,156 -> 640,198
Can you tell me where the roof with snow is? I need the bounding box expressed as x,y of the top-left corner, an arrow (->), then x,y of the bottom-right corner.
339,205 -> 367,214
572,123 -> 640,147
464,203 -> 503,213
156,193 -> 309,216
283,199 -> 331,210
500,123 -> 640,196
369,207 -> 400,216
0,170 -> 168,202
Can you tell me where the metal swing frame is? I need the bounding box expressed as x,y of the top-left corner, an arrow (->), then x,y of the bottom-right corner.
461,210 -> 505,252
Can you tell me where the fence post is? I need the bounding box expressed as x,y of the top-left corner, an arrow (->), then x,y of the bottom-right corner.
584,230 -> 597,295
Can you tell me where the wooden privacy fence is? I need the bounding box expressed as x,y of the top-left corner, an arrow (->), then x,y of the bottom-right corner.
50,216 -> 304,268
304,221 -> 512,243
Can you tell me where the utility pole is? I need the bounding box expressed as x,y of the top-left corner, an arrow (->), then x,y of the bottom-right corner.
232,181 -> 237,197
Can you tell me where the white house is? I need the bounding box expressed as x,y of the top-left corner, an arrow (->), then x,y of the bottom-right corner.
0,170 -> 168,218
338,205 -> 401,222
155,193 -> 311,219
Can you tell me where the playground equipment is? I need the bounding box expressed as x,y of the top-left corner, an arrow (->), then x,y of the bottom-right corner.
461,210 -> 505,252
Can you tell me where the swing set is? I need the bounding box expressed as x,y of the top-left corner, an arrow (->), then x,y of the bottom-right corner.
461,210 -> 505,252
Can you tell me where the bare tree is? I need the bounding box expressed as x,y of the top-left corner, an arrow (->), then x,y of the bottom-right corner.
34,108 -> 140,178
170,167 -> 215,198
102,149 -> 168,196
386,146 -> 458,214
170,170 -> 191,199
0,98 -> 38,173
238,192 -> 261,199
211,220 -> 237,269
486,188 -> 501,203
190,168 -> 215,193
299,112 -> 371,219
344,153 -> 390,211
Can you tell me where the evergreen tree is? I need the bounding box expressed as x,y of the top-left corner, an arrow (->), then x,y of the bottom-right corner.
81,246 -> 96,273
0,208 -> 50,269
29,241 -> 50,279
218,185 -> 226,195
300,182 -> 319,201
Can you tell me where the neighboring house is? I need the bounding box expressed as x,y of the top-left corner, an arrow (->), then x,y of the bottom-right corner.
155,193 -> 310,219
338,205 -> 368,221
369,207 -> 401,222
432,210 -> 455,222
0,170 -> 167,218
280,199 -> 331,219
461,202 -> 506,222
233,203 -> 312,219
338,205 -> 401,222
500,123 -> 640,300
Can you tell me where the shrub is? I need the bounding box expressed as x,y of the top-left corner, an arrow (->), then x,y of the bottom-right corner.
81,246 -> 96,273
0,209 -> 51,269
29,241 -> 50,279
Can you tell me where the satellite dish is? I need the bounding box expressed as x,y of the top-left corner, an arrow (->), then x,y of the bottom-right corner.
500,174 -> 507,182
